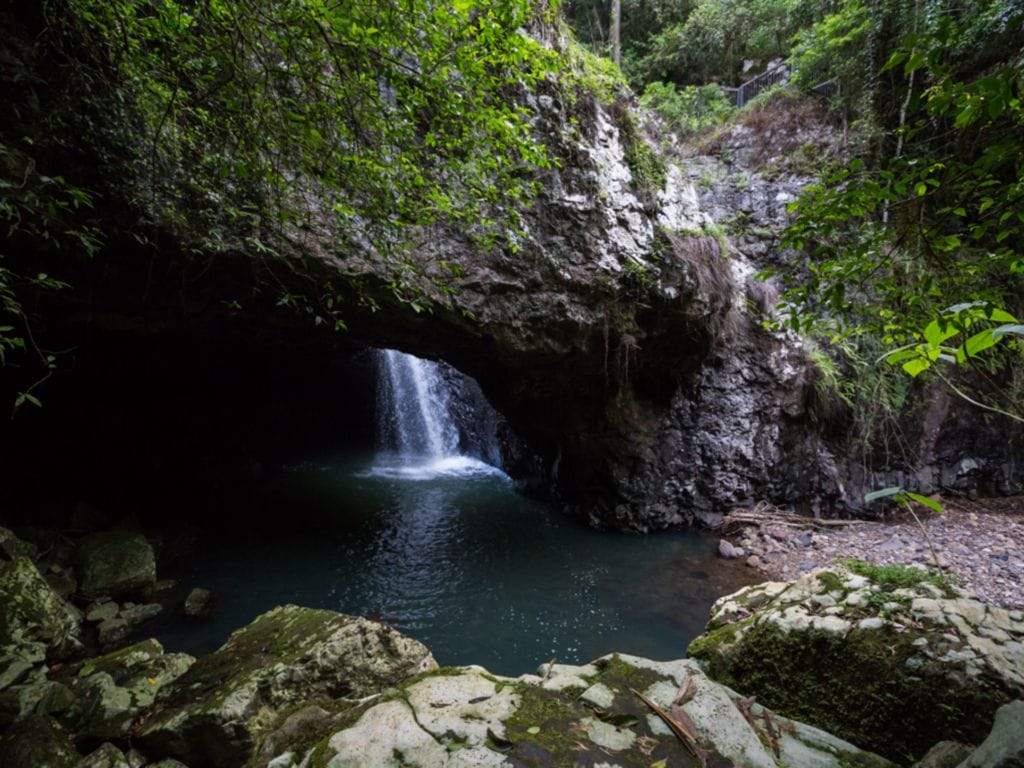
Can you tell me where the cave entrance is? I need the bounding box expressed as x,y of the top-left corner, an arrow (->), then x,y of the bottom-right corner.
1,335 -> 756,676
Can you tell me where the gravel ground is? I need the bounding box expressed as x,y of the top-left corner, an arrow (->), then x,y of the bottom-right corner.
720,497 -> 1024,610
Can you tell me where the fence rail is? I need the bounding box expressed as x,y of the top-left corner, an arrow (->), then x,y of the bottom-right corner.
723,63 -> 790,108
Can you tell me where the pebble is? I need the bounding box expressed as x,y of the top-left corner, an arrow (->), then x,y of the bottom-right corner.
718,539 -> 745,559
723,497 -> 1024,610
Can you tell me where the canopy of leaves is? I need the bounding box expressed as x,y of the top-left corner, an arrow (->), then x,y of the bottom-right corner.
773,0 -> 1024,421
566,0 -> 822,89
0,0 -> 560,401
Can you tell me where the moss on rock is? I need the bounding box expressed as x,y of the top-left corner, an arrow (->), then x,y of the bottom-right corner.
74,531 -> 156,601
135,605 -> 436,768
0,555 -> 81,659
688,567 -> 1024,762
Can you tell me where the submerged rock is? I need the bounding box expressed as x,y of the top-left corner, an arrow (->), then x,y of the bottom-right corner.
75,531 -> 156,601
0,555 -> 81,659
135,605 -> 436,768
688,566 -> 1024,760
292,653 -> 892,768
183,588 -> 212,618
67,638 -> 194,742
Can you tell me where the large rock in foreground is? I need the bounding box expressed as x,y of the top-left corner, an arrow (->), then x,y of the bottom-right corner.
687,564 -> 1024,761
135,605 -> 437,768
265,653 -> 892,768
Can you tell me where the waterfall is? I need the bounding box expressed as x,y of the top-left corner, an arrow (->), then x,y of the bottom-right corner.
372,349 -> 504,479
376,349 -> 460,458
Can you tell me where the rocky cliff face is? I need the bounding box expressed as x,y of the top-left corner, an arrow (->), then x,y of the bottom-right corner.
1,8 -> 1019,531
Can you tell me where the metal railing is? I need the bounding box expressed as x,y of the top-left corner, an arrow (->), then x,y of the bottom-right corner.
723,62 -> 790,108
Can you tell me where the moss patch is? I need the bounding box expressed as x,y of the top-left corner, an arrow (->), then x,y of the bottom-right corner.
690,620 -> 1007,762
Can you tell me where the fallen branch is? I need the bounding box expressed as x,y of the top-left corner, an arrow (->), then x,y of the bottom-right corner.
631,687 -> 708,767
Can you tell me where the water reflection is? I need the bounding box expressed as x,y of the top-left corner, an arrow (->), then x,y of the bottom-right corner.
158,451 -> 756,675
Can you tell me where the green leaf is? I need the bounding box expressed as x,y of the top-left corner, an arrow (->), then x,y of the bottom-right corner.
902,357 -> 931,377
923,320 -> 957,347
957,328 -> 999,362
905,492 -> 943,514
864,487 -> 902,503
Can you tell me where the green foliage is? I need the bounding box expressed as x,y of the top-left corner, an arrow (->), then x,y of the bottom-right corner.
842,559 -> 946,591
639,82 -> 735,136
625,0 -> 815,87
772,4 -> 1024,421
0,139 -> 90,410
789,0 -> 872,116
47,0 -> 557,291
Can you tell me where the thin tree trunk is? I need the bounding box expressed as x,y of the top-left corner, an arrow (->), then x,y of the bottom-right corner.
611,0 -> 621,65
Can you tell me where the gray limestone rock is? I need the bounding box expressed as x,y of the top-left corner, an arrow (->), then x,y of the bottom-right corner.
957,700 -> 1024,768
915,741 -> 975,768
66,638 -> 194,741
0,556 -> 81,659
74,743 -> 131,768
689,568 -> 1024,761
136,605 -> 436,768
75,531 -> 156,600
0,679 -> 75,726
304,653 -> 892,768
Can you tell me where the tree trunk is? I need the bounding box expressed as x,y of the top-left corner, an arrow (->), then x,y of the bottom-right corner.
611,0 -> 621,65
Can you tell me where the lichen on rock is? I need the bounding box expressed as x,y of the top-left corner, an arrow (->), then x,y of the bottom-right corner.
67,638 -> 195,742
298,652 -> 892,768
135,605 -> 437,768
0,555 -> 81,660
687,565 -> 1024,761
74,531 -> 157,601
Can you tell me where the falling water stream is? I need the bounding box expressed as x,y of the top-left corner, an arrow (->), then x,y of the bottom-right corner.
158,349 -> 755,675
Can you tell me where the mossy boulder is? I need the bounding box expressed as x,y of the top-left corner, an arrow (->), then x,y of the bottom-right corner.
0,527 -> 37,561
134,605 -> 437,768
687,566 -> 1024,762
0,555 -> 81,659
66,638 -> 195,743
74,531 -> 156,601
0,715 -> 80,768
296,653 -> 892,768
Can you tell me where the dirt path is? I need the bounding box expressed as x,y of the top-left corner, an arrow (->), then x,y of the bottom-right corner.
720,497 -> 1024,610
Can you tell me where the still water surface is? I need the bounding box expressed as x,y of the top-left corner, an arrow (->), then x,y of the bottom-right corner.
159,451 -> 754,676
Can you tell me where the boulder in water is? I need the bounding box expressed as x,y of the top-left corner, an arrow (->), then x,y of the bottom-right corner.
74,531 -> 156,601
